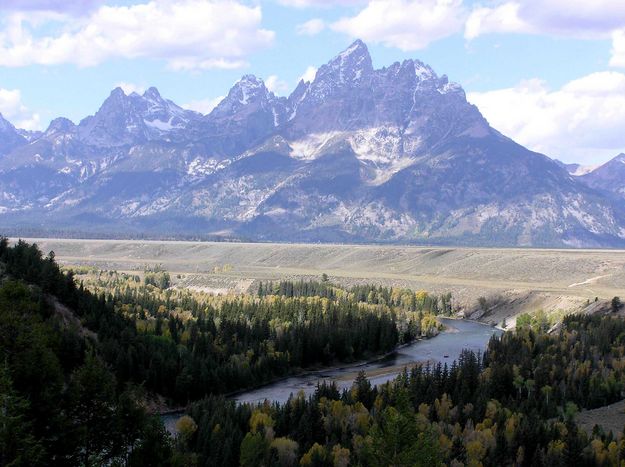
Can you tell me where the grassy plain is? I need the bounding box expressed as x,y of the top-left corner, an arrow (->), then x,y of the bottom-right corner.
16,238 -> 625,326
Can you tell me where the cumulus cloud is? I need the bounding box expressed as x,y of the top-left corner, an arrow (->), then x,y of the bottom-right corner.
0,0 -> 103,14
277,0 -> 365,8
465,3 -> 530,40
0,0 -> 275,70
0,88 -> 42,130
611,29 -> 625,67
265,75 -> 289,95
468,72 -> 625,164
296,18 -> 325,35
332,0 -> 466,51
115,82 -> 146,95
182,96 -> 224,115
298,65 -> 317,83
465,0 -> 625,40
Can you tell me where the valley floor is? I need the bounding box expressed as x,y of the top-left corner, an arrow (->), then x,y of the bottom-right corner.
16,238 -> 625,327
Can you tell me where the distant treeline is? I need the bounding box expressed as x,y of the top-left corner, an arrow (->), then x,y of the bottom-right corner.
258,280 -> 454,315
3,228 -> 247,242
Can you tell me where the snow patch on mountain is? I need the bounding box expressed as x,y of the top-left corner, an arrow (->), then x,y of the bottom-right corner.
145,118 -> 176,132
571,165 -> 600,176
347,127 -> 417,185
186,157 -> 230,179
289,132 -> 342,160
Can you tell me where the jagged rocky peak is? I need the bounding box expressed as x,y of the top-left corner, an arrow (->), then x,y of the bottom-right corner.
234,75 -> 270,102
579,153 -> 625,200
321,39 -> 374,84
45,117 -> 76,135
105,86 -> 128,105
0,113 -> 27,155
76,85 -> 198,146
94,85 -> 188,120
210,75 -> 275,118
85,87 -> 134,122
142,86 -> 161,99
0,112 -> 20,133
410,58 -> 436,81
135,86 -> 195,130
2,39 -> 625,248
285,39 -> 479,136
206,74 -> 291,133
0,112 -> 11,129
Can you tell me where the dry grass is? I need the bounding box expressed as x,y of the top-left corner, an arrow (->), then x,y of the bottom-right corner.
576,400 -> 625,435
18,238 -> 625,323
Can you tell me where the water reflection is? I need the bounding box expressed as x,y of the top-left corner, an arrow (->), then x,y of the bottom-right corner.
234,318 -> 502,404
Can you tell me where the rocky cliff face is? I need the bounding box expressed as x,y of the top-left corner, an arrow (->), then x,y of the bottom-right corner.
0,114 -> 26,156
0,40 -> 623,247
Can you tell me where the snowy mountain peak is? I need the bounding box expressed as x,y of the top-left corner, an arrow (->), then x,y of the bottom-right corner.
143,86 -> 161,100
209,74 -> 277,120
233,74 -> 270,104
337,39 -> 369,60
75,85 -> 198,146
239,74 -> 265,86
411,59 -> 436,81
2,40 -> 625,247
323,39 -> 373,84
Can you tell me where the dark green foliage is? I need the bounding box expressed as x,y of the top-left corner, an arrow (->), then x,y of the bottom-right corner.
144,266 -> 171,289
105,280 -> 403,401
0,362 -> 45,466
612,296 -> 621,313
183,313 -> 625,466
257,279 -> 336,299
0,239 -> 173,465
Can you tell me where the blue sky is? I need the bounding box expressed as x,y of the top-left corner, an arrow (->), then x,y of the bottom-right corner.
1,0 -> 625,164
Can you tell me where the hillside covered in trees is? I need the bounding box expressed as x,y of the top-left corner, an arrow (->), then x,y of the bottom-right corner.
181,314 -> 625,466
3,238 -> 625,466
0,238 -> 442,465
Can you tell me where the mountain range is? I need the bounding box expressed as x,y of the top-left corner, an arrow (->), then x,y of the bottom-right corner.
1,40 -> 624,247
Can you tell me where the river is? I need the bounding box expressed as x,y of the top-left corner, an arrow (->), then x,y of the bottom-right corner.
233,318 -> 501,405
162,318 -> 501,434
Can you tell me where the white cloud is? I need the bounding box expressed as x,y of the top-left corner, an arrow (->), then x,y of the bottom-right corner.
332,0 -> 466,51
182,96 -> 224,115
466,1 -> 625,40
115,82 -> 146,95
298,65 -> 317,83
277,0 -> 365,8
611,29 -> 625,67
465,1 -> 625,68
468,72 -> 625,164
0,0 -> 103,14
296,18 -> 325,35
0,88 -> 41,130
465,3 -> 531,40
265,75 -> 289,95
0,0 -> 275,70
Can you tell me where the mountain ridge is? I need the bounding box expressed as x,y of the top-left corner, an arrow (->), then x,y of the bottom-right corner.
1,40 -> 624,247
578,153 -> 625,201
